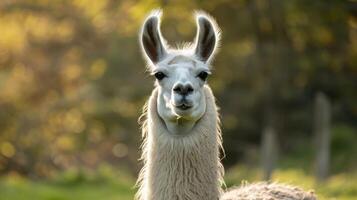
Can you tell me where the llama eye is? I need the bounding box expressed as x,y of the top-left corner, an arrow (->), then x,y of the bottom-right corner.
197,71 -> 209,81
154,72 -> 166,81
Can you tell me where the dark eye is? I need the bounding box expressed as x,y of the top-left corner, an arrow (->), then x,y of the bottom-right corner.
197,71 -> 209,81
154,72 -> 166,81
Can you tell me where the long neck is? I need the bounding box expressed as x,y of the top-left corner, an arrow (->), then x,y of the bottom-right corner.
136,86 -> 224,200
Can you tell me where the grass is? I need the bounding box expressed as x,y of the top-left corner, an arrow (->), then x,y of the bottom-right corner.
0,166 -> 135,200
0,178 -> 133,200
1,167 -> 356,200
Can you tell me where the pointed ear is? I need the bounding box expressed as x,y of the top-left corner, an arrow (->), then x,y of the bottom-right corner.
140,10 -> 167,64
194,12 -> 220,63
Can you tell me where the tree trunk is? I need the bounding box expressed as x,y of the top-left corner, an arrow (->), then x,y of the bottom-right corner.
248,0 -> 280,181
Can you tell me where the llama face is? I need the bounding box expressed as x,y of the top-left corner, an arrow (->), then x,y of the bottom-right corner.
140,10 -> 220,135
154,55 -> 209,122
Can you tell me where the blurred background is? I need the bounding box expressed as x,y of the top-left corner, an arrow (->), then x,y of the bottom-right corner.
0,0 -> 356,199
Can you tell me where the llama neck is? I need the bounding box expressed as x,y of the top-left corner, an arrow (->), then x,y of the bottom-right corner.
136,86 -> 224,200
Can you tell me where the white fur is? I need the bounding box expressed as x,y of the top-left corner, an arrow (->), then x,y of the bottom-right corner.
221,182 -> 316,200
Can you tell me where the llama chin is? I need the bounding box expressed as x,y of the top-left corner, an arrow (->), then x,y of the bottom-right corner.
135,9 -> 317,200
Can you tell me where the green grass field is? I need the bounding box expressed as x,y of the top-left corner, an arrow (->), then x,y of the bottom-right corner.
0,166 -> 356,200
0,178 -> 133,200
0,167 -> 135,200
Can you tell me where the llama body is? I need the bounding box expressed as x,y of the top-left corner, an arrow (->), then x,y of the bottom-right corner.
136,10 -> 316,200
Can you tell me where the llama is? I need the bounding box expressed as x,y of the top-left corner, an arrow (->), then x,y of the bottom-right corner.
136,10 -> 316,200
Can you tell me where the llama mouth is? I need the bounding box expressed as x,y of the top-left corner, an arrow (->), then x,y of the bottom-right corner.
175,104 -> 192,110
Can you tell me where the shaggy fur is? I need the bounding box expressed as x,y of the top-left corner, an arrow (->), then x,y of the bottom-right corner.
136,86 -> 224,200
221,182 -> 316,200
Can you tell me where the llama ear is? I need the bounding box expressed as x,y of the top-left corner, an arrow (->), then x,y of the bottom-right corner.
140,10 -> 167,64
194,12 -> 220,63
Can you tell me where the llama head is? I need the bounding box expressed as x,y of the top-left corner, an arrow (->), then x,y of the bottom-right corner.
140,10 -> 220,135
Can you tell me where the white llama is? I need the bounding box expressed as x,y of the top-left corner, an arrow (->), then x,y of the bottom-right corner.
136,10 -> 316,200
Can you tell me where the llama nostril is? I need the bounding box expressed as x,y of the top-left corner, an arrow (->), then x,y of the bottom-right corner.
187,85 -> 194,93
173,85 -> 182,93
173,84 -> 184,95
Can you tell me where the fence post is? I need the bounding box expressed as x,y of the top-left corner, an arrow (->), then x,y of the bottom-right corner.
314,92 -> 331,182
261,125 -> 278,181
